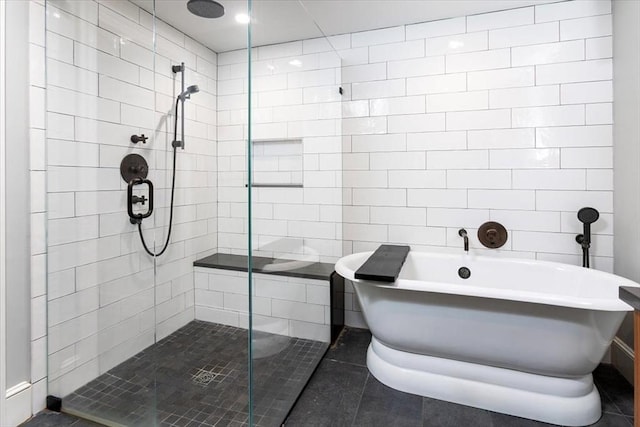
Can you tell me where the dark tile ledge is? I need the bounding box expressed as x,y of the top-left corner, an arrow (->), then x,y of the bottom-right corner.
194,252 -> 335,281
620,286 -> 640,311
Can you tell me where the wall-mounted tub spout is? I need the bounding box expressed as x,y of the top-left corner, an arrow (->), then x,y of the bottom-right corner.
458,228 -> 469,252
575,207 -> 599,268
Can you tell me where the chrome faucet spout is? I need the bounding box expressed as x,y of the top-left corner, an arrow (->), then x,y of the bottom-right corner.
458,228 -> 469,252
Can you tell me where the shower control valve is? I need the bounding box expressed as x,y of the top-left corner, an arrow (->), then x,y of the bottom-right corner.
131,195 -> 147,205
130,134 -> 148,144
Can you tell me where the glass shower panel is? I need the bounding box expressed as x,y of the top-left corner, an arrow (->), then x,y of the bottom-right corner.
247,1 -> 343,424
44,0 -> 160,424
44,0 -> 228,424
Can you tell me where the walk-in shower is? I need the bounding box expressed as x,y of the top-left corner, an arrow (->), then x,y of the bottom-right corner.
44,0 -> 336,426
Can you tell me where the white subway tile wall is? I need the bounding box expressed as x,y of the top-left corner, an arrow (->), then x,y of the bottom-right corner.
336,0 -> 614,331
213,0 -> 613,329
217,39 -> 343,264
194,268 -> 331,342
44,0 -> 217,397
35,0 -> 615,399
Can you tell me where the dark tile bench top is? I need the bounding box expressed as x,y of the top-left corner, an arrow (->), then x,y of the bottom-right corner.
354,244 -> 410,283
620,286 -> 640,310
194,253 -> 334,281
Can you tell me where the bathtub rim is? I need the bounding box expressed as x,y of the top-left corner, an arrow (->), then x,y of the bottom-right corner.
336,251 -> 639,311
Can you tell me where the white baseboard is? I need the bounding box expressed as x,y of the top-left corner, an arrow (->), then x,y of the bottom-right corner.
611,337 -> 634,386
5,382 -> 32,427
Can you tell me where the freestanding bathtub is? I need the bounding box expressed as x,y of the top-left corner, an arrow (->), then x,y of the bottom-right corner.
335,251 -> 639,426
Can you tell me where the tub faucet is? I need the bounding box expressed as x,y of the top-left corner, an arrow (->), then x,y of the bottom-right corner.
458,228 -> 469,252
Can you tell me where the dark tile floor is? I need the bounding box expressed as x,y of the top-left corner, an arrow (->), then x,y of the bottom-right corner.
24,321 -> 326,427
23,327 -> 635,427
20,411 -> 103,427
284,328 -> 635,427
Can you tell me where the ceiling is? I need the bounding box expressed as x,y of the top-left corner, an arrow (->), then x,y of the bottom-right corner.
133,0 -> 559,53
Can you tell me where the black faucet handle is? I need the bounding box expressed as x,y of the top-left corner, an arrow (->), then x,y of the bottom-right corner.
458,228 -> 467,237
132,195 -> 147,205
131,134 -> 148,144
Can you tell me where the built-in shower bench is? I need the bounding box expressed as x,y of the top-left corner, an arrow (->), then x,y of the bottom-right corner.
193,253 -> 344,344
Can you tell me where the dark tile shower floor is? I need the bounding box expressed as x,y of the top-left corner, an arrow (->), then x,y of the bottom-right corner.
24,327 -> 635,427
59,321 -> 327,427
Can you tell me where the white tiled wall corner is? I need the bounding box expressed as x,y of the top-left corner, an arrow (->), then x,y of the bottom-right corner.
43,0 -> 217,398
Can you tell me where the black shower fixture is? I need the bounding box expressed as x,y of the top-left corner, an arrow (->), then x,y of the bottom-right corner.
576,207 -> 599,268
122,62 -> 200,257
187,0 -> 225,18
171,63 -> 200,150
179,84 -> 200,101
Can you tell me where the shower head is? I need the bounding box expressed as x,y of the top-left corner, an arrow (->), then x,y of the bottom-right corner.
187,0 -> 225,18
178,85 -> 200,101
577,207 -> 599,224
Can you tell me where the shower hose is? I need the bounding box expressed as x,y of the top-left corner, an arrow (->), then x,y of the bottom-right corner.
137,98 -> 180,257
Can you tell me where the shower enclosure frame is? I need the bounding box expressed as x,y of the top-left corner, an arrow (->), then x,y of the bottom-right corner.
0,0 -> 8,422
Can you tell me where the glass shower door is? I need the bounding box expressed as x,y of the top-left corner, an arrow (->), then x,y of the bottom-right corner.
246,1 -> 343,425
43,0 -> 340,424
44,0 -> 227,425
44,0 -> 161,424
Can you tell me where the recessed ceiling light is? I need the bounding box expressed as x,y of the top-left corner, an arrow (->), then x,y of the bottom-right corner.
289,59 -> 302,67
235,13 -> 250,24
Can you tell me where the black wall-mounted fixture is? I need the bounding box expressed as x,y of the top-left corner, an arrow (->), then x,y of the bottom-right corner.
171,63 -> 200,150
576,207 -> 599,268
130,134 -> 148,144
458,228 -> 469,252
120,63 -> 200,257
120,153 -> 148,183
478,221 -> 508,249
127,178 -> 153,224
120,154 -> 153,224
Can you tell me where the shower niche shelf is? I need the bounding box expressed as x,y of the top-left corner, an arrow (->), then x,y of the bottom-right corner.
248,138 -> 303,188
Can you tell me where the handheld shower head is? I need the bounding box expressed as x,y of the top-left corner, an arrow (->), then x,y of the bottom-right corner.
577,207 -> 599,224
178,85 -> 200,101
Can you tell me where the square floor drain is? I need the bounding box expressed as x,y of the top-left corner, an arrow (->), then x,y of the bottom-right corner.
192,367 -> 226,386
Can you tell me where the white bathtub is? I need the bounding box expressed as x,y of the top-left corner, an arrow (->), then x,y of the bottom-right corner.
335,251 -> 639,426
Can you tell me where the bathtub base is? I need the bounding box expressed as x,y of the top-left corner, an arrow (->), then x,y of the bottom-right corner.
367,338 -> 601,426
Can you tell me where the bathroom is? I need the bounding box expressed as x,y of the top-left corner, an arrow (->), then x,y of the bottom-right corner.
0,0 -> 638,425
